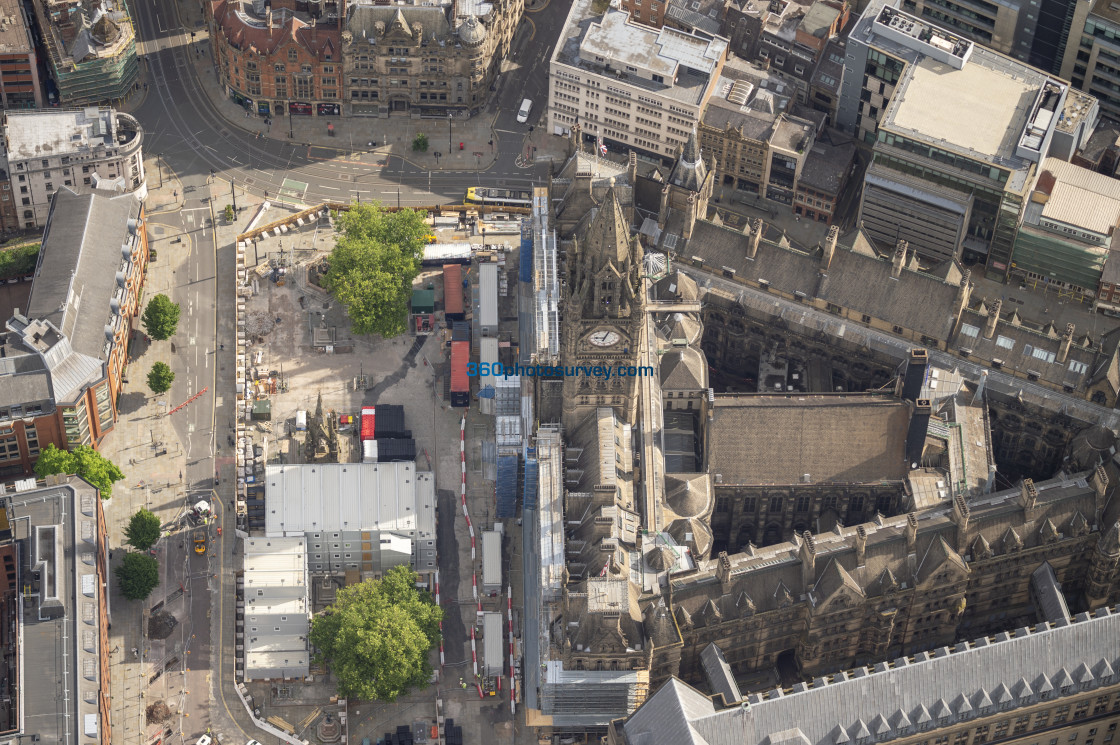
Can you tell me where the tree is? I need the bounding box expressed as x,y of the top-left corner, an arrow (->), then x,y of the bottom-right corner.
125,508 -> 161,551
322,203 -> 429,338
224,204 -> 234,222
34,444 -> 125,499
115,552 -> 160,600
411,133 -> 429,152
147,361 -> 175,394
141,294 -> 181,341
310,565 -> 442,702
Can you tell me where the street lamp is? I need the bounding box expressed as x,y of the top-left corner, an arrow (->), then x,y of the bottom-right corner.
156,153 -> 163,188
288,99 -> 294,139
448,112 -> 452,152
231,179 -> 237,213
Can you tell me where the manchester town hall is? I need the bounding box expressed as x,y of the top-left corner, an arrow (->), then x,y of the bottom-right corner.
523,131 -> 1120,742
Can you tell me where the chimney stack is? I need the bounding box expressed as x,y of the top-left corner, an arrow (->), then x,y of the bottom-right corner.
1091,465 -> 1110,511
957,269 -> 972,312
905,399 -> 932,469
854,525 -> 867,567
267,8 -> 273,37
972,369 -> 988,405
800,532 -> 816,589
748,218 -> 763,259
1019,478 -> 1038,511
901,348 -> 928,402
627,151 -> 637,185
905,513 -> 918,555
821,224 -> 839,269
951,495 -> 971,552
891,239 -> 908,278
716,551 -> 732,593
983,299 -> 1002,339
1058,323 -> 1075,363
658,184 -> 670,228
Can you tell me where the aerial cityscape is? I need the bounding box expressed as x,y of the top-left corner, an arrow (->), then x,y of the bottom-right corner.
0,0 -> 1117,744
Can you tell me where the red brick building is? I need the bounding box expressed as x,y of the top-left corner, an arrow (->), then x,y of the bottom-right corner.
0,187 -> 148,476
0,0 -> 41,110
208,0 -> 342,118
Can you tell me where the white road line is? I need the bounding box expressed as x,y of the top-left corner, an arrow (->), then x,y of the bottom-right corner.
320,185 -> 340,190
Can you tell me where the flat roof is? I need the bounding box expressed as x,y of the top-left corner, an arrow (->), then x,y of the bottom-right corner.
886,53 -> 1035,161
479,262 -> 499,327
0,0 -> 31,55
265,462 -> 434,537
482,530 -> 502,587
3,108 -> 117,161
9,480 -> 104,745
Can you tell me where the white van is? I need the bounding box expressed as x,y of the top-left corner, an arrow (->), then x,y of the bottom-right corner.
516,98 -> 533,123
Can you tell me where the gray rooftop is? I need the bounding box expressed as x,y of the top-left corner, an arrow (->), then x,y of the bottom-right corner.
4,108 -> 118,161
8,478 -> 105,745
0,0 -> 32,55
622,604 -> 1120,745
553,3 -> 728,107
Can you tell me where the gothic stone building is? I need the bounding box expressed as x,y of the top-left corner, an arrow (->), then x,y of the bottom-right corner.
541,137 -> 1120,717
342,0 -> 524,117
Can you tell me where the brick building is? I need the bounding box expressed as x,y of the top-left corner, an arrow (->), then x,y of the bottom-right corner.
209,1 -> 342,118
0,187 -> 147,476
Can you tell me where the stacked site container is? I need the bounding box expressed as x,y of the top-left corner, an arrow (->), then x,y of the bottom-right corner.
450,340 -> 470,407
360,406 -> 376,441
443,264 -> 465,321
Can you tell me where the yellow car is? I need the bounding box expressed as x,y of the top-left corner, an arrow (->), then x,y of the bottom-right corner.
193,536 -> 206,554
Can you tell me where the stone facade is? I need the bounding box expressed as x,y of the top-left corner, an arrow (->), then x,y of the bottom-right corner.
342,0 -> 524,117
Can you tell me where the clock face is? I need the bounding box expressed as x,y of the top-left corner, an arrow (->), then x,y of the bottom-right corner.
589,330 -> 621,347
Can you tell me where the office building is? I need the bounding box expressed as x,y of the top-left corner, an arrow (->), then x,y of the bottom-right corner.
0,477 -> 111,744
264,462 -> 437,577
699,57 -> 816,200
1061,0 -> 1120,124
548,2 -> 728,163
31,0 -> 138,105
845,1 -> 1096,268
2,108 -> 146,229
242,536 -> 310,681
0,0 -> 41,109
0,188 -> 147,477
610,603 -> 1120,745
342,0 -> 525,117
1011,157 -> 1120,296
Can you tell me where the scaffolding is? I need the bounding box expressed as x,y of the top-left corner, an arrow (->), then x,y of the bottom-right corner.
34,0 -> 139,105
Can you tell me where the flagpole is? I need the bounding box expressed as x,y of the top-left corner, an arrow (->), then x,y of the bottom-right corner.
595,128 -> 600,177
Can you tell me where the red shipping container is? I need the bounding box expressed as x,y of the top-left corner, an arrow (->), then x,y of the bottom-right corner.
360,406 -> 376,441
450,341 -> 470,408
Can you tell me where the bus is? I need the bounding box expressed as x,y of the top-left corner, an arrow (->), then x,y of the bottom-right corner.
466,187 -> 532,207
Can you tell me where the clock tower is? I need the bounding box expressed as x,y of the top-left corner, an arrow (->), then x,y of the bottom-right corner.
562,184 -> 645,427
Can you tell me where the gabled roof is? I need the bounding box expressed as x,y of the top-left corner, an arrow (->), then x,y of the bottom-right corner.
813,558 -> 865,606
914,535 -> 968,586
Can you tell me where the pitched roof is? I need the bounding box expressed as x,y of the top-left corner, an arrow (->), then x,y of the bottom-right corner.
687,221 -> 964,341
624,605 -> 1120,745
669,130 -> 708,192
707,395 -> 911,485
660,346 -> 707,390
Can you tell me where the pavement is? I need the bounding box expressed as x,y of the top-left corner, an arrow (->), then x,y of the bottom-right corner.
123,0 -> 571,187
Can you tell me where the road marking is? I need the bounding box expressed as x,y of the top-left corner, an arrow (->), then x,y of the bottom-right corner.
320,185 -> 339,190
189,337 -> 196,345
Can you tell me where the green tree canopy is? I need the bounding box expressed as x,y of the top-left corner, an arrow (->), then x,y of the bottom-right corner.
411,133 -> 429,152
323,203 -> 429,338
147,361 -> 175,394
309,565 -> 442,702
115,552 -> 160,601
141,294 -> 181,341
124,508 -> 161,551
34,444 -> 125,499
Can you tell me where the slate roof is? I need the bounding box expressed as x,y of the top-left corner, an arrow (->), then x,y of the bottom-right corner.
660,346 -> 707,390
622,603 -> 1120,745
686,220 -> 964,341
798,136 -> 857,196
700,643 -> 742,706
27,187 -> 140,361
669,130 -> 708,192
707,394 -> 910,485
347,4 -> 451,42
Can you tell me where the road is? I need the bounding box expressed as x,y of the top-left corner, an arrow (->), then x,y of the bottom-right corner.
124,0 -> 570,741
130,0 -> 568,209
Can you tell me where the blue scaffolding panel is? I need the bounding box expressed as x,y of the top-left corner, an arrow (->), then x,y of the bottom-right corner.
519,229 -> 533,283
522,457 -> 539,511
497,454 -> 519,518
